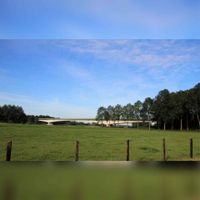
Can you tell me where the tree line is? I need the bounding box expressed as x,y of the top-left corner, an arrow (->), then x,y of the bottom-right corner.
0,105 -> 53,124
96,83 -> 200,130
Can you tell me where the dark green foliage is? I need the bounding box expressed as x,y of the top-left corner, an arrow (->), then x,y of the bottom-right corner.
114,104 -> 123,121
133,100 -> 143,120
96,83 -> 200,130
96,107 -> 109,121
152,89 -> 172,130
141,97 -> 153,121
122,103 -> 134,120
0,105 -> 27,123
0,105 -> 53,124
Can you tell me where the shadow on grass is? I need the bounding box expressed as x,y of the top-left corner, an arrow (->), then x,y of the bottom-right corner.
140,147 -> 160,153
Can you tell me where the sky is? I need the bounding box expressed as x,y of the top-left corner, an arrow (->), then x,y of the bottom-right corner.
0,1 -> 200,117
0,0 -> 200,39
0,40 -> 200,117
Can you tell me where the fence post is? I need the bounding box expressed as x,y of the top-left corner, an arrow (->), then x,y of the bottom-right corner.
190,138 -> 193,159
75,141 -> 79,161
163,138 -> 166,161
4,180 -> 14,200
126,140 -> 130,161
6,141 -> 12,161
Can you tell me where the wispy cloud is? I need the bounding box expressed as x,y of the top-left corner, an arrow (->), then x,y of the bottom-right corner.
0,40 -> 200,117
44,39 -> 200,102
60,61 -> 92,80
63,40 -> 194,66
60,40 -> 198,86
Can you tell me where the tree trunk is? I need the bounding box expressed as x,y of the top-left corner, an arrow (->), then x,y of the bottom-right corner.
180,118 -> 183,131
171,122 -> 174,130
149,121 -> 151,131
186,115 -> 189,131
164,122 -> 166,131
197,113 -> 200,130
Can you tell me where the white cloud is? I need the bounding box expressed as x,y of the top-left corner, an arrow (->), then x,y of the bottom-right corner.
65,40 -> 194,69
60,61 -> 92,80
1,40 -> 199,117
49,40 -> 200,105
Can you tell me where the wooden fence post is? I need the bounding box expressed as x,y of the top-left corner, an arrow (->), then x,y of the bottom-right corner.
126,140 -> 130,161
163,138 -> 166,161
75,141 -> 79,161
6,141 -> 12,161
4,180 -> 14,200
190,138 -> 193,159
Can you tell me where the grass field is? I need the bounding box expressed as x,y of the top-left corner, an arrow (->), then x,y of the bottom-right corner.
1,164 -> 200,200
0,123 -> 200,161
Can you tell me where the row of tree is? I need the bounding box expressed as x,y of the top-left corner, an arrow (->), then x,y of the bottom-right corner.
96,83 -> 200,130
0,105 -> 53,124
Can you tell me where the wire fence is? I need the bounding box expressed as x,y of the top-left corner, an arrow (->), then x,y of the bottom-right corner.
1,138 -> 200,161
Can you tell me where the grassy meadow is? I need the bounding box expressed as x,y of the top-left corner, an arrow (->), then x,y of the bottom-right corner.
0,123 -> 200,161
1,164 -> 200,200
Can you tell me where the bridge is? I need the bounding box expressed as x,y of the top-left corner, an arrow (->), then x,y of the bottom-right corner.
39,118 -> 97,126
39,118 -> 152,127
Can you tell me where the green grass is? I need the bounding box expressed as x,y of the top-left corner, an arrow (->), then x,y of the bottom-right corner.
0,123 -> 200,161
1,164 -> 200,200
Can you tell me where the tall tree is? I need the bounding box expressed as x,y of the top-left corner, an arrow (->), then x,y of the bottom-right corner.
168,92 -> 179,130
141,97 -> 153,130
122,104 -> 134,121
133,101 -> 143,128
114,104 -> 123,122
107,105 -> 115,125
96,82 -> 200,130
96,106 -> 110,125
184,90 -> 195,131
192,83 -> 200,129
96,106 -> 106,125
134,100 -> 143,119
153,89 -> 170,130
173,91 -> 185,131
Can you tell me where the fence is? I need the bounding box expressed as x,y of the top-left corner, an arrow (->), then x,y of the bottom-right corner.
2,138 -> 196,161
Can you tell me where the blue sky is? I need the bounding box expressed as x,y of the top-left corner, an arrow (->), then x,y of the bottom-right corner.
0,0 -> 200,38
0,40 -> 200,117
0,1 -> 200,117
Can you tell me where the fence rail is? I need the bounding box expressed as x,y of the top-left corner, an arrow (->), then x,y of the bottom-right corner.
2,138 -> 197,161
